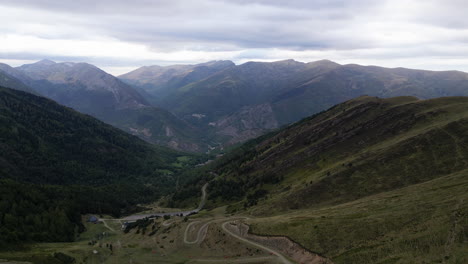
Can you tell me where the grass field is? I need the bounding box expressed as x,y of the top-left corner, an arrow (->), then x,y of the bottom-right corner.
248,170 -> 468,264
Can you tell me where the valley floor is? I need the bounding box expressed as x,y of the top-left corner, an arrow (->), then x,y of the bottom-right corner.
0,209 -> 291,264
0,170 -> 466,264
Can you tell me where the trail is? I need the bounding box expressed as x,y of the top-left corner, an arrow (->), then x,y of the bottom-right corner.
197,183 -> 208,210
162,220 -> 173,227
184,221 -> 202,244
101,219 -> 115,232
183,220 -> 218,244
183,217 -> 294,264
221,221 -> 294,264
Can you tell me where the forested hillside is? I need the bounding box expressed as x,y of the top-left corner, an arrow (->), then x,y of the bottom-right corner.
0,86 -> 199,247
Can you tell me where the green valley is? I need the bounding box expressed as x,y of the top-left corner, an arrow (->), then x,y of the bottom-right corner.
0,86 -> 200,250
2,1 -> 468,263
1,67 -> 468,264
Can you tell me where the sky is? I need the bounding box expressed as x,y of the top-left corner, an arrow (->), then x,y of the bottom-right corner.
1,0 -> 467,75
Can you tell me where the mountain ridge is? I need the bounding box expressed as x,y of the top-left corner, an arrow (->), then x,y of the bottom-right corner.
133,59 -> 468,147
4,60 -> 209,152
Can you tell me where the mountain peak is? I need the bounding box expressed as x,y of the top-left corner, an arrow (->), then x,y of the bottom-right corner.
35,59 -> 56,66
307,59 -> 341,67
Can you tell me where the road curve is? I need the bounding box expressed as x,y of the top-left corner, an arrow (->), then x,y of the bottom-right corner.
182,217 -> 295,264
183,219 -> 220,244
183,221 -> 202,244
221,221 -> 294,264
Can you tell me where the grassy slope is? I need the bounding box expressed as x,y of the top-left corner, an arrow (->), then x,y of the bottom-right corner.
249,170 -> 467,264
181,95 -> 468,263
207,96 -> 468,208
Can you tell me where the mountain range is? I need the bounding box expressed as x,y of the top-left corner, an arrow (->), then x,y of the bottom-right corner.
2,59 -> 468,153
1,59 -> 467,262
0,60 -> 207,152
121,59 -> 468,146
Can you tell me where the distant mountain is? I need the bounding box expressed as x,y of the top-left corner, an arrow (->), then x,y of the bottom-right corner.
119,60 -> 235,105
0,86 -> 198,245
0,63 -> 37,94
11,58 -> 468,152
123,59 -> 468,147
17,59 -> 149,111
172,95 -> 468,263
272,63 -> 468,124
13,60 -> 207,152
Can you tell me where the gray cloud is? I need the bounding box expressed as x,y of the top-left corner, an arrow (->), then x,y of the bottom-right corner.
1,0 -> 468,74
0,0 -> 381,50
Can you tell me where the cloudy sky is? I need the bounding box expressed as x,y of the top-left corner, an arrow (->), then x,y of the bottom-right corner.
0,0 -> 467,75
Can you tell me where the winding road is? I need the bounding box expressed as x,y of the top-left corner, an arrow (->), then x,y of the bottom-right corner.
98,182 -> 296,263
221,221 -> 293,264
183,217 -> 294,264
183,219 -> 223,244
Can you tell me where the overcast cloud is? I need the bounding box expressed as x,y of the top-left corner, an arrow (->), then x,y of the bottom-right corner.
0,0 -> 467,75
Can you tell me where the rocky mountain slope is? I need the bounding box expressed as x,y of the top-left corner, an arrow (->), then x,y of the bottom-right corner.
123,59 -> 468,147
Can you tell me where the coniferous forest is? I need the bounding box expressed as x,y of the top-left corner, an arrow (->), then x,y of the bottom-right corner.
0,86 -> 197,247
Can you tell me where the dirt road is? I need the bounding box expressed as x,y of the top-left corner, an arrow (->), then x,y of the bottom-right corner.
183,217 -> 295,264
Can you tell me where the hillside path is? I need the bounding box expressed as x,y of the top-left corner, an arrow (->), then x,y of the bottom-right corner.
221,221 -> 294,264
